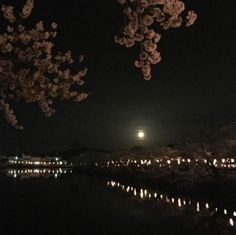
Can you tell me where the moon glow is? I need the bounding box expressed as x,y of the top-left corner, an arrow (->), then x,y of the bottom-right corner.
138,131 -> 145,139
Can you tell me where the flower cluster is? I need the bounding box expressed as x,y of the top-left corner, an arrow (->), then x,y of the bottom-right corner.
0,0 -> 88,129
115,0 -> 197,80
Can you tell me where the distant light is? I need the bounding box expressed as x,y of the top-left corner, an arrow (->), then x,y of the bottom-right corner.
197,202 -> 200,212
178,198 -> 182,207
229,218 -> 234,227
138,131 -> 145,139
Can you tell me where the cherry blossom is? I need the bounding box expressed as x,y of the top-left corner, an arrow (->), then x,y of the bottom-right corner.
0,0 -> 88,129
115,0 -> 197,80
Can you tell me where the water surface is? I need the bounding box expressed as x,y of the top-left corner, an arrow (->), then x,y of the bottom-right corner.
0,170 -> 235,235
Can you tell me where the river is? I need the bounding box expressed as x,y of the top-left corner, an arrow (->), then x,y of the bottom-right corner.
0,168 -> 235,235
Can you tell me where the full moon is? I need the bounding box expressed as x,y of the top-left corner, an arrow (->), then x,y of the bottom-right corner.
138,131 -> 145,139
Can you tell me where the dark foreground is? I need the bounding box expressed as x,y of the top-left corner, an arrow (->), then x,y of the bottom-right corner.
0,171 -> 235,235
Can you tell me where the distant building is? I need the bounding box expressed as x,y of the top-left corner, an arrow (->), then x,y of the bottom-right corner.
8,153 -> 72,167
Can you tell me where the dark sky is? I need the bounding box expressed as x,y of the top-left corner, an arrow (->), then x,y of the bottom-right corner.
0,0 -> 236,152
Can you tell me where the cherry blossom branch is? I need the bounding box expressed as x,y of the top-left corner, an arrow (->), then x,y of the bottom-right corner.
115,0 -> 197,80
0,0 -> 89,129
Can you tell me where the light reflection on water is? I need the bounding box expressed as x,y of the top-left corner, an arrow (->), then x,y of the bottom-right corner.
107,180 -> 235,228
5,168 -> 73,179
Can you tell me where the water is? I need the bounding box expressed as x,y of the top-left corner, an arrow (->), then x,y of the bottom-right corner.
0,169 -> 235,235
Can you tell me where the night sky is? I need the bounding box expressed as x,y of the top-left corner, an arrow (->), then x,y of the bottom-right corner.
0,0 -> 235,152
